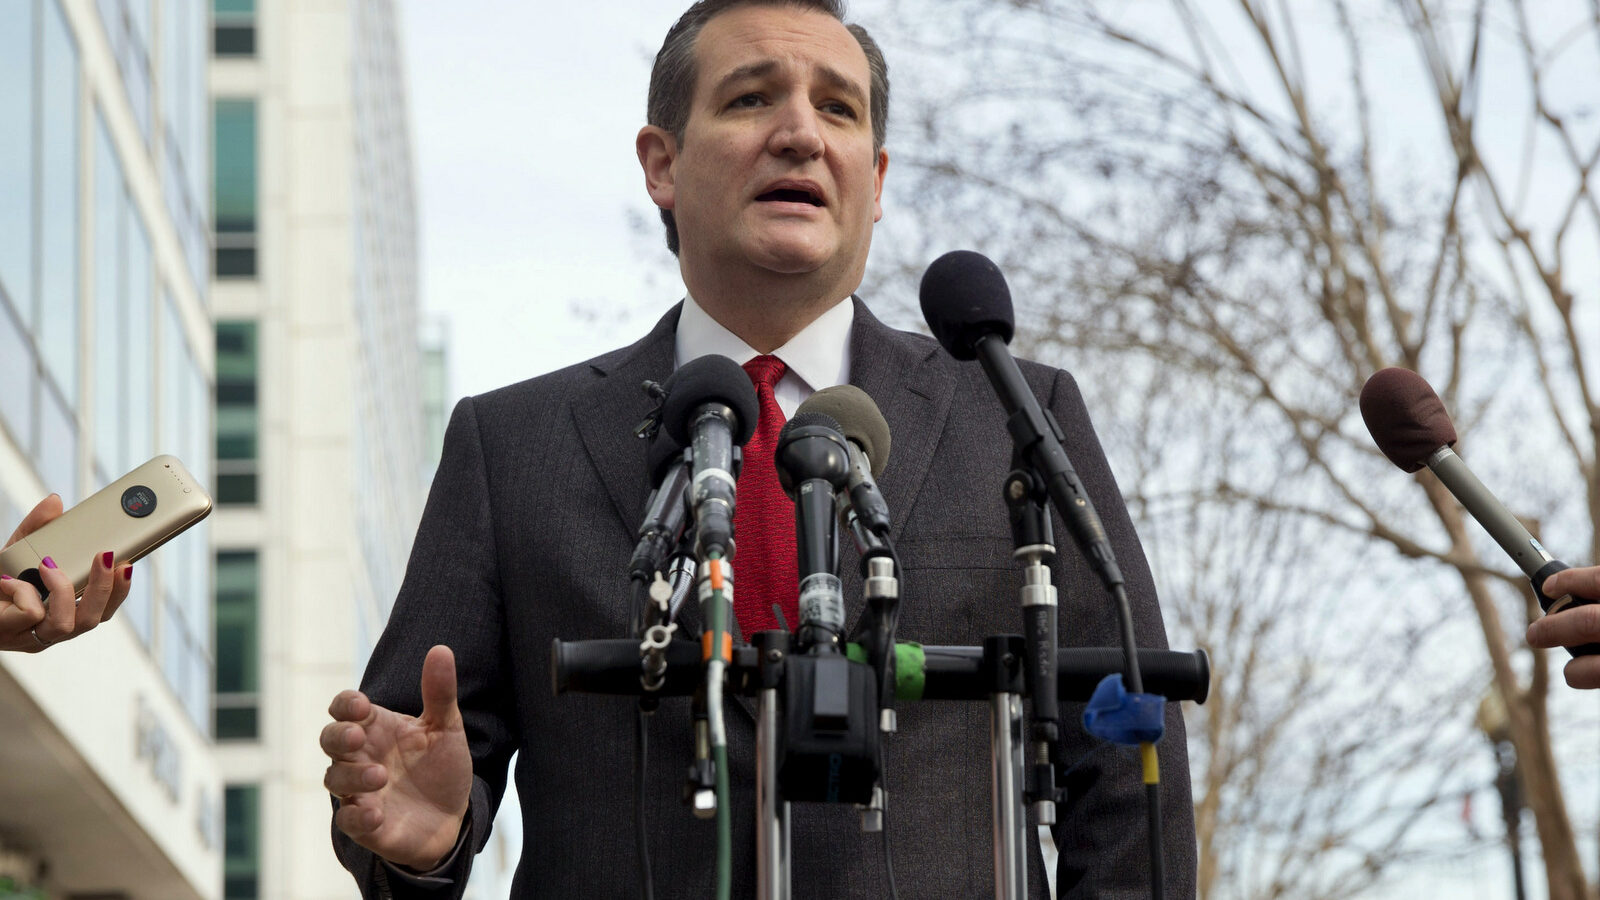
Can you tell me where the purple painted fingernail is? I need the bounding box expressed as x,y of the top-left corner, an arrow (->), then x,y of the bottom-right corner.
42,557 -> 56,570
0,574 -> 10,581
123,566 -> 133,582
102,551 -> 114,569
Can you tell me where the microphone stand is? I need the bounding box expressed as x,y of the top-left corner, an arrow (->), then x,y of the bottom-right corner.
984,634 -> 1029,900
753,629 -> 792,900
1004,462 -> 1061,829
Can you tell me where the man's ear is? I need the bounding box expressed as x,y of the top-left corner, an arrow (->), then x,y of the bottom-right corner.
637,125 -> 678,211
871,147 -> 889,223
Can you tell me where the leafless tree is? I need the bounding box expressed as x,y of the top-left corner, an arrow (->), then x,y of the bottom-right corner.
870,0 -> 1600,896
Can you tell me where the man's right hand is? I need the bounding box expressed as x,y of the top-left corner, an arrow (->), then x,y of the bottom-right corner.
322,644 -> 473,871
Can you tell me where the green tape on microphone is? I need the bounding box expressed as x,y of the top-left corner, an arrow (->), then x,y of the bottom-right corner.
843,641 -> 926,701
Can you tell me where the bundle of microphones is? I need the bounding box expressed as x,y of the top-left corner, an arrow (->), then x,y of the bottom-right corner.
578,248 -> 1599,900
629,360 -> 895,654
588,249 -> 1189,900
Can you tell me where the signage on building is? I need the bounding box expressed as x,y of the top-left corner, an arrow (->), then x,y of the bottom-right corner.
134,694 -> 183,802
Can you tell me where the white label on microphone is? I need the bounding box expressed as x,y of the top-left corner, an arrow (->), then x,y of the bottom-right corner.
799,572 -> 845,632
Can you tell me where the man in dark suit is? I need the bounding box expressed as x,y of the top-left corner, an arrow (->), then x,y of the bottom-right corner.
320,1 -> 1196,896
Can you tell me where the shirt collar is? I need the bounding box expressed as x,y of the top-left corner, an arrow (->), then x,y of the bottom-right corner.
674,293 -> 854,394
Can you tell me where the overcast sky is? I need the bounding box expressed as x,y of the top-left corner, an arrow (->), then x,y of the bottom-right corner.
397,2 -> 710,402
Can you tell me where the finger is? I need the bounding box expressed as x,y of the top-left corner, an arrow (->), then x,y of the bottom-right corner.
324,760 -> 389,797
333,797 -> 384,839
328,689 -> 373,724
1562,656 -> 1600,690
419,645 -> 461,728
77,551 -> 116,632
5,494 -> 62,550
102,565 -> 132,621
320,719 -> 370,760
1541,565 -> 1600,603
1526,603 -> 1600,650
35,557 -> 77,644
0,577 -> 46,651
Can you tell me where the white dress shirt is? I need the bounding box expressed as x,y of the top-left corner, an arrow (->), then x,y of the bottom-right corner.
674,294 -> 854,417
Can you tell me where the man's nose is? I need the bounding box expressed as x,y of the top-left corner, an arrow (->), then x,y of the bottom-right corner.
766,98 -> 824,158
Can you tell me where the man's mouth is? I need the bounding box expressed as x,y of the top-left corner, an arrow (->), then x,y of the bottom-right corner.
756,186 -> 824,207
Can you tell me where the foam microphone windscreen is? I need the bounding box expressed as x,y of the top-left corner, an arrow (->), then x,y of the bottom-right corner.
796,385 -> 891,477
661,354 -> 760,447
919,250 -> 1016,361
776,411 -> 846,496
778,411 -> 845,445
1359,367 -> 1459,472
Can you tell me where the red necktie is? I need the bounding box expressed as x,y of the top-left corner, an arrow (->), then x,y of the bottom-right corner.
733,355 -> 798,635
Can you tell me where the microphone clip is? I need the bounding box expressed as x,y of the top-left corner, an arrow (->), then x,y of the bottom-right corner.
632,378 -> 669,442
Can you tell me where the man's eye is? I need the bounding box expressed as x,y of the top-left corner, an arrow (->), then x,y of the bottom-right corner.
822,101 -> 857,118
729,93 -> 765,109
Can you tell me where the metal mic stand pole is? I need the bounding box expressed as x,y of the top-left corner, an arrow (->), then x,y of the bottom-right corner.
1005,465 -> 1060,829
754,629 -> 792,900
983,634 -> 1029,900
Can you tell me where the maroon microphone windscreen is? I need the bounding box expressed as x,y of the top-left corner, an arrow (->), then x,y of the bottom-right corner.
1359,367 -> 1458,472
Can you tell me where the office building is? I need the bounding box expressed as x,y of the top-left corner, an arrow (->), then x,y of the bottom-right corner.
0,0 -> 220,897
208,0 -> 442,897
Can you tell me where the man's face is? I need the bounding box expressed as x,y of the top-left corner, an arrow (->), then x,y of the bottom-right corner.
647,4 -> 888,285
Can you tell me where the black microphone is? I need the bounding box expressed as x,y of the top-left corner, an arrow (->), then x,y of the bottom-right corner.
776,411 -> 852,649
1360,367 -> 1598,657
796,386 -> 892,539
630,433 -> 691,584
661,355 -> 760,559
919,249 -> 1124,590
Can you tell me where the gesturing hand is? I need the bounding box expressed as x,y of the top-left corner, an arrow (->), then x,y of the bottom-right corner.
322,644 -> 474,870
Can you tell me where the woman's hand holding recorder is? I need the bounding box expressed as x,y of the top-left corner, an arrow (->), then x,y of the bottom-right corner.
0,495 -> 133,653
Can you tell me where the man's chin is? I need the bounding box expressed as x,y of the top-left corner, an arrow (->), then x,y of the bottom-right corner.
744,236 -> 835,276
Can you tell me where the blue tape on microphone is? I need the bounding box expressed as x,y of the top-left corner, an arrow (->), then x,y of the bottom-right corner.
1082,674 -> 1165,745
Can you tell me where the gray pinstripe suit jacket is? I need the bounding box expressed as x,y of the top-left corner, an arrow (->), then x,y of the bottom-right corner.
334,300 -> 1196,898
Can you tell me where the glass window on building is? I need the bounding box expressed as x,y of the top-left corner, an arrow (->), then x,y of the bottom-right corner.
93,113 -> 124,486
158,296 -> 213,733
0,302 -> 37,453
161,0 -> 210,303
213,98 -> 257,277
223,784 -> 261,899
213,0 -> 255,57
0,0 -> 36,322
215,320 -> 258,504
214,550 -> 258,740
37,383 -> 78,507
126,206 -> 153,474
38,0 -> 80,408
98,0 -> 153,143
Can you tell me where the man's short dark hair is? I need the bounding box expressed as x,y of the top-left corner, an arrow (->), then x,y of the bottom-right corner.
646,0 -> 890,256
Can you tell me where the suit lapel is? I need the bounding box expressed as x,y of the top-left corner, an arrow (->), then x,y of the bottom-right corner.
570,305 -> 681,552
567,304 -> 716,638
841,299 -> 956,626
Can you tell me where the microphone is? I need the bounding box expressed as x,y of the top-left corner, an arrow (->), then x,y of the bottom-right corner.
1360,367 -> 1598,656
919,249 -> 1124,590
775,411 -> 852,650
630,432 -> 691,584
661,355 -> 760,559
795,385 -> 893,540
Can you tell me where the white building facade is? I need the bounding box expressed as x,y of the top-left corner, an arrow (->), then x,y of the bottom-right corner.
0,0 -> 221,898
207,1 -> 437,898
